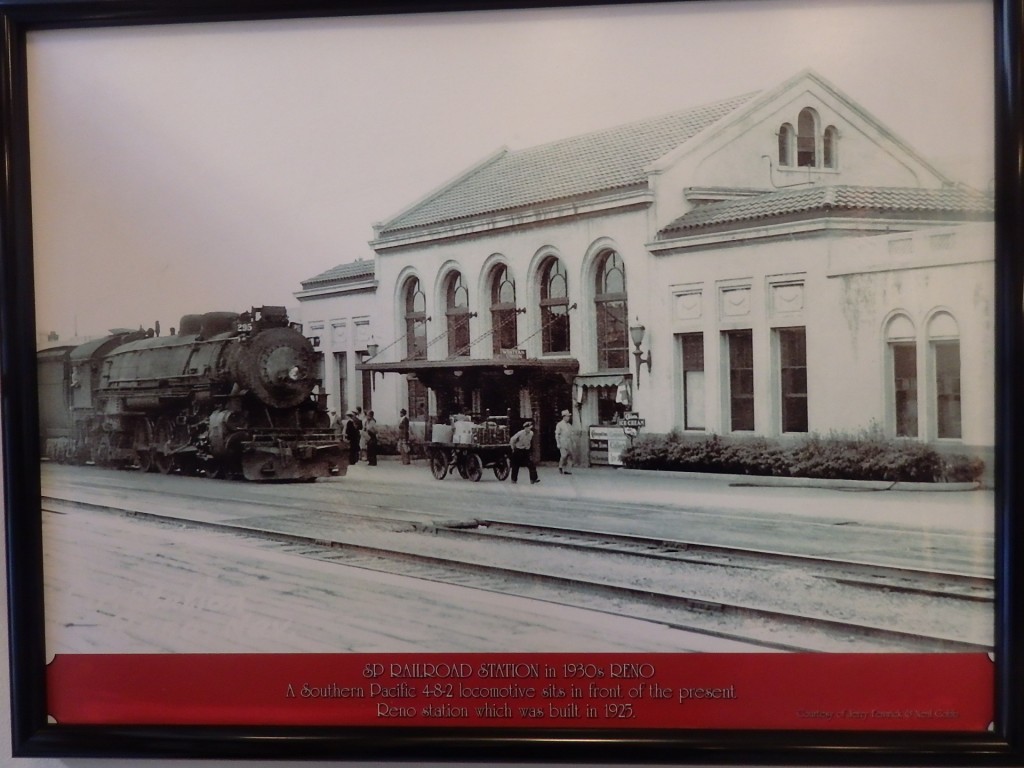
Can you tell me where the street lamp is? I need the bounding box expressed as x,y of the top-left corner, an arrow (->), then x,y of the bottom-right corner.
629,318 -> 652,388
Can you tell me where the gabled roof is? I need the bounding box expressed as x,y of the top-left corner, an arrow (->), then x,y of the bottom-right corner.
300,259 -> 375,289
657,185 -> 994,238
375,92 -> 759,236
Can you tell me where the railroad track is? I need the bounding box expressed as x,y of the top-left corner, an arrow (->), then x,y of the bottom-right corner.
437,519 -> 994,602
43,495 -> 993,654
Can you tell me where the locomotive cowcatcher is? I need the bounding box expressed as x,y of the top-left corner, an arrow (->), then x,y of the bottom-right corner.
38,306 -> 347,481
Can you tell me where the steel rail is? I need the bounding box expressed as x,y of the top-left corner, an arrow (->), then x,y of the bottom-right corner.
441,519 -> 994,601
43,496 -> 991,654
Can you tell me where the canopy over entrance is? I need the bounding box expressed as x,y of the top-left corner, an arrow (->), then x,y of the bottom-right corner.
356,357 -> 578,390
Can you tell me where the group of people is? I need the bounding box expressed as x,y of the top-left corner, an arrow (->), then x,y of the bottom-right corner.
507,409 -> 576,484
330,406 -> 378,466
330,406 -> 577,480
330,406 -> 413,467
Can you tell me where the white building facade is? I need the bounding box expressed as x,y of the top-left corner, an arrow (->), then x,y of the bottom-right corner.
299,71 -> 993,465
294,259 -> 378,419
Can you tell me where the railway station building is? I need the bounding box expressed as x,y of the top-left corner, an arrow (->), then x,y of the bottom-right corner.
296,70 -> 994,465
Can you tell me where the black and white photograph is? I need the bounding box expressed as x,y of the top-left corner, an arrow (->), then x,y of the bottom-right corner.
5,0 -> 1016,754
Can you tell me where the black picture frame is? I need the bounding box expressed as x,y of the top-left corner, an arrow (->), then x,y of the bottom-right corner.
2,0 -> 1022,762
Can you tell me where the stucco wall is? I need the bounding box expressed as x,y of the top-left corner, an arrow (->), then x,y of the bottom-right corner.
642,223 -> 993,448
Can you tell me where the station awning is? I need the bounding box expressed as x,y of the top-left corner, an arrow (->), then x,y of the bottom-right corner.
356,357 -> 579,388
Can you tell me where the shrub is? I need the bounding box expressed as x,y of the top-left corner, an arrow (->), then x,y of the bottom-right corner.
942,454 -> 985,483
619,431 -> 980,483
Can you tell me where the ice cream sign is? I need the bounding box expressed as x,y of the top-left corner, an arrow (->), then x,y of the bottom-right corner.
620,412 -> 645,437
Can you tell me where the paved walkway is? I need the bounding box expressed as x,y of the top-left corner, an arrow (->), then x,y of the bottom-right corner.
339,456 -> 995,537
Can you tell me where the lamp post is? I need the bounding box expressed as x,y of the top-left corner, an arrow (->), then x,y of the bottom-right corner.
629,319 -> 652,388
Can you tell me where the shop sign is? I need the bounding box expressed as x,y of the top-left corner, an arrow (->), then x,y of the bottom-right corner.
588,426 -> 630,466
620,412 -> 645,429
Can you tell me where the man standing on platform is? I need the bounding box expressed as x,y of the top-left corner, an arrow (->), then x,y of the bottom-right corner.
509,421 -> 539,485
397,408 -> 411,464
344,411 -> 361,466
555,409 -> 575,475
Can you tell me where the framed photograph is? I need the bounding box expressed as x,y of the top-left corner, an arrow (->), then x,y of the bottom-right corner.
3,0 -> 1021,761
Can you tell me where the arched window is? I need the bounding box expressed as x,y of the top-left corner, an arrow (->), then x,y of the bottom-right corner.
594,251 -> 628,370
885,314 -> 917,437
823,125 -> 838,169
797,108 -> 818,167
928,312 -> 961,439
489,264 -> 518,356
778,123 -> 794,167
445,271 -> 471,358
539,257 -> 570,354
403,277 -> 426,360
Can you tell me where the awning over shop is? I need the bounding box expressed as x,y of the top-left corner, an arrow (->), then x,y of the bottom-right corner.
572,372 -> 629,389
572,372 -> 632,407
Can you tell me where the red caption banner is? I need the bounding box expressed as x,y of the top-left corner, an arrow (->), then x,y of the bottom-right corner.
48,653 -> 993,730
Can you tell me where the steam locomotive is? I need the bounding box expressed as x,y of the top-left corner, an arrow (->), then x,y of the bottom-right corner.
37,306 -> 347,481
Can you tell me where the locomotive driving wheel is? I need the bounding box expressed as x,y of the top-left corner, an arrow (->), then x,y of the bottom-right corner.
133,419 -> 154,473
153,417 -> 179,475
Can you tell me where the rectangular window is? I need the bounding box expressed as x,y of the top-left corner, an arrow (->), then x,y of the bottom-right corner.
726,330 -> 754,431
491,309 -> 519,356
597,387 -> 627,425
797,135 -> 816,167
892,343 -> 918,437
447,314 -> 470,358
680,333 -> 705,429
934,341 -> 962,439
778,327 -> 808,433
541,305 -> 570,354
596,300 -> 628,370
406,317 -> 427,360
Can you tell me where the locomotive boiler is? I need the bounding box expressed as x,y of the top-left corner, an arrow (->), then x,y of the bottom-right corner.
39,306 -> 346,481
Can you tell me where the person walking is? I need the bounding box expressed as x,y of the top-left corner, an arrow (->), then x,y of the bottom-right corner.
364,410 -> 379,466
397,408 -> 411,465
344,411 -> 361,466
509,420 -> 539,484
555,409 -> 575,475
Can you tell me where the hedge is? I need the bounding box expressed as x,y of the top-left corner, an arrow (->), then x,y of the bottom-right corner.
619,431 -> 984,483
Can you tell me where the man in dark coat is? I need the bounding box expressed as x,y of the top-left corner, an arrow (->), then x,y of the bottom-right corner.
398,408 -> 411,464
344,411 -> 361,466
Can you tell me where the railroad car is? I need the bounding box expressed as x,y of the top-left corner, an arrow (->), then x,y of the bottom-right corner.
38,306 -> 346,481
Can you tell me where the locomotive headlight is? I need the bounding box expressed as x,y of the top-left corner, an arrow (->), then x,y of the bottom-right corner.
288,366 -> 301,381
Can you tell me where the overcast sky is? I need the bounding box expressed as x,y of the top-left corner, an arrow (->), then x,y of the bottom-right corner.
25,0 -> 995,340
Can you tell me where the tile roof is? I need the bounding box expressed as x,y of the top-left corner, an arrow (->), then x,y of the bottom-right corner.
658,185 -> 994,237
377,92 -> 759,235
300,259 -> 375,288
